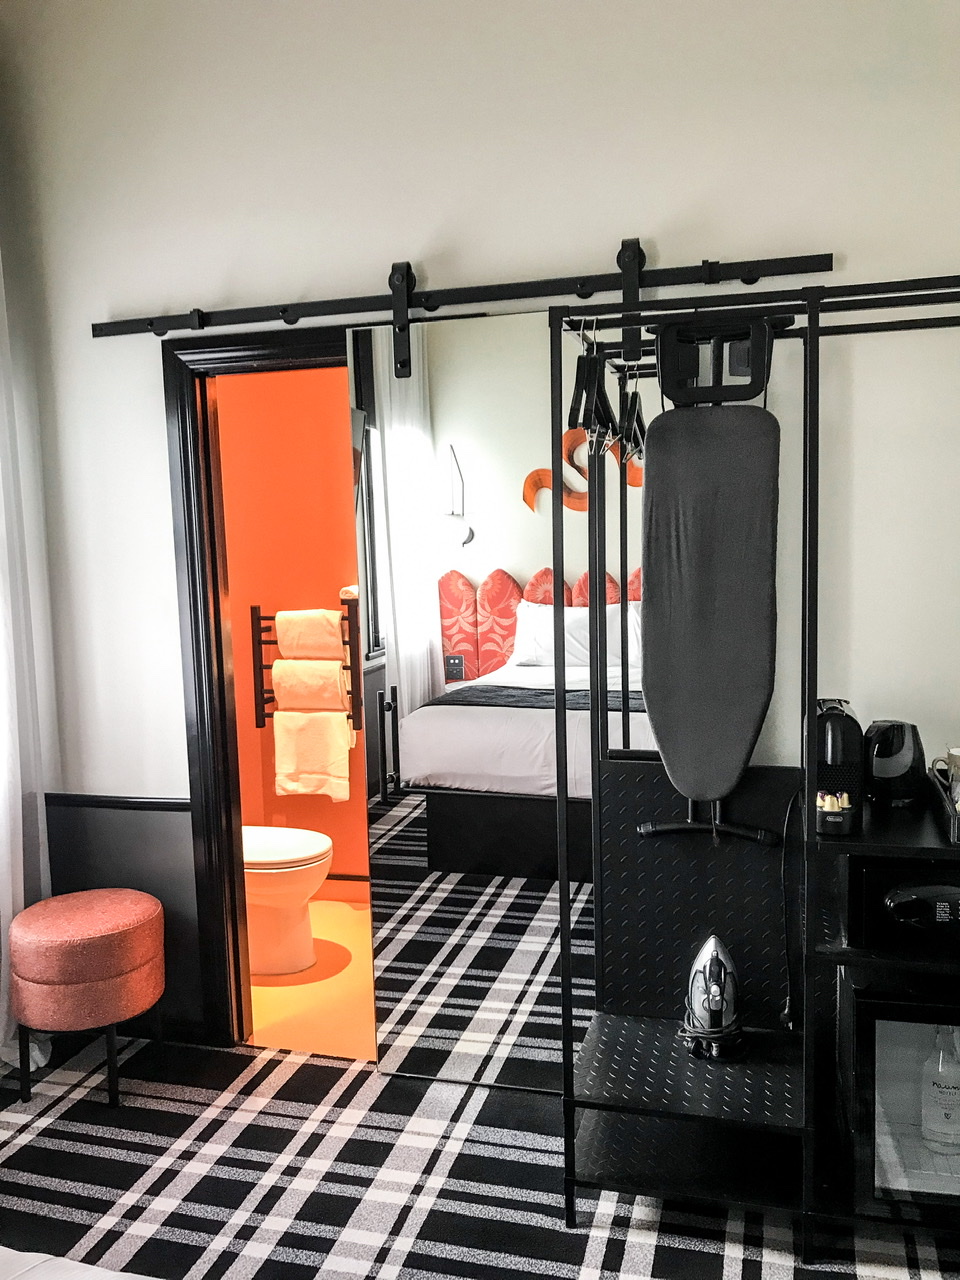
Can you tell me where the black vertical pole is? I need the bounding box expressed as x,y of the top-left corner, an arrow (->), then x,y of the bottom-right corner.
18,1025 -> 31,1103
251,606 -> 266,729
599,448 -> 609,759
550,308 -> 578,1228
800,294 -> 821,1004
585,381 -> 605,1025
389,685 -> 401,797
377,689 -> 389,805
618,380 -> 631,750
591,427 -> 609,763
105,1024 -> 120,1107
800,290 -> 822,1261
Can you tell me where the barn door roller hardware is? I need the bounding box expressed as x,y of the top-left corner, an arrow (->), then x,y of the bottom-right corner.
389,262 -> 417,378
91,249 -> 835,342
618,238 -> 645,362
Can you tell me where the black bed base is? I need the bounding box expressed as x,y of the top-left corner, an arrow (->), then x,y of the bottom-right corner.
423,789 -> 593,882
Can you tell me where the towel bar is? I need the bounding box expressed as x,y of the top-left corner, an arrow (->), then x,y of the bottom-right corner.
251,599 -> 363,733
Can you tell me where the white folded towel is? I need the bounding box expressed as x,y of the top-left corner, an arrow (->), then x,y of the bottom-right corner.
272,659 -> 349,711
274,711 -> 353,801
275,609 -> 345,659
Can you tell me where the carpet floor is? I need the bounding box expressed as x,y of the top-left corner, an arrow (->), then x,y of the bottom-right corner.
1,799 -> 957,1277
369,795 -> 593,1091
1,1038 -> 957,1279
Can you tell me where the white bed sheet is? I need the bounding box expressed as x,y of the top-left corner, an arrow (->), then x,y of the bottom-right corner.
398,662 -> 656,800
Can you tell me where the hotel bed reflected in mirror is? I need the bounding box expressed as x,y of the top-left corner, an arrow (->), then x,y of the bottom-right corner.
364,311 -> 648,1090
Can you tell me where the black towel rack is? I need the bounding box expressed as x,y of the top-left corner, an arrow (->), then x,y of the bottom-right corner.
251,597 -> 363,733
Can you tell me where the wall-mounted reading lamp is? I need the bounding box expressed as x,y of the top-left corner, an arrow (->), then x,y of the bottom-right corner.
448,446 -> 474,546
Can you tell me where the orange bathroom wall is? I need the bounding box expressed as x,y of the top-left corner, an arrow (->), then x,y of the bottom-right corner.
213,367 -> 369,877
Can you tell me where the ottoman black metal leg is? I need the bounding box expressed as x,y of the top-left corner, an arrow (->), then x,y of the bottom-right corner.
105,1024 -> 119,1107
18,1025 -> 31,1103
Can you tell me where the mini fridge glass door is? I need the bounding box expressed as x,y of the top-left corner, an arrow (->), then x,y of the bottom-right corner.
858,999 -> 960,1218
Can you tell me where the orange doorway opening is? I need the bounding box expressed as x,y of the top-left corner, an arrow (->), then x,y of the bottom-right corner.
212,365 -> 375,1061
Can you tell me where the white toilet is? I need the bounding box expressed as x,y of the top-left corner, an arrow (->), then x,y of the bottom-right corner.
241,826 -> 333,975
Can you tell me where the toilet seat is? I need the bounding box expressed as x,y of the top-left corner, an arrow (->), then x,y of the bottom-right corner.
241,826 -> 333,872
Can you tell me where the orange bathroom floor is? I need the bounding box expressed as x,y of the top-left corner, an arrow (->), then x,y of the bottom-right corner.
249,899 -> 376,1061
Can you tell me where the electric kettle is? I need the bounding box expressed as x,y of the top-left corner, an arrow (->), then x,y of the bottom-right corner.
864,721 -> 926,807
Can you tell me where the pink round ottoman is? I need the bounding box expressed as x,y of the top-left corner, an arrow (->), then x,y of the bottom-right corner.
10,888 -> 165,1106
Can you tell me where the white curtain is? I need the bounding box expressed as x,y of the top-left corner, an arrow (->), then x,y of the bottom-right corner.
0,245 -> 51,1064
371,326 -> 444,719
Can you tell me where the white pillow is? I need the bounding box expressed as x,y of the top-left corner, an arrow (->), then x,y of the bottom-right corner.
512,600 -> 641,667
595,602 -> 642,668
511,599 -> 555,666
623,601 -> 643,668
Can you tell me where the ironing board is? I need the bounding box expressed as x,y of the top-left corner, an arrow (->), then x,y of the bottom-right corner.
641,404 -> 780,804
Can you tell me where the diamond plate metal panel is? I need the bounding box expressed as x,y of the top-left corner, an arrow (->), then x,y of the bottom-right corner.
597,759 -> 802,1028
574,1012 -> 803,1129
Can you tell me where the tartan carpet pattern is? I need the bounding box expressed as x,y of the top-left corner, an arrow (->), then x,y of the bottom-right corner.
368,795 -> 594,1090
0,798 -> 956,1276
0,1039 -> 956,1279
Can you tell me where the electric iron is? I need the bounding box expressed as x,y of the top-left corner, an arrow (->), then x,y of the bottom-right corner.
681,935 -> 743,1060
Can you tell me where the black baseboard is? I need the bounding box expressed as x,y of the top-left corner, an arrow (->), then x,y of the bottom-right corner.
120,1014 -> 218,1046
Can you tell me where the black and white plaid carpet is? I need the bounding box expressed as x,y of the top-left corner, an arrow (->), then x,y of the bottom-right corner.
0,1037 -> 956,1279
369,796 -> 594,1090
0,798 -> 956,1278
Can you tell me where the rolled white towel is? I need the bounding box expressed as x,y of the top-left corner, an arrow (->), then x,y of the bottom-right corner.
275,608 -> 344,659
272,659 -> 349,711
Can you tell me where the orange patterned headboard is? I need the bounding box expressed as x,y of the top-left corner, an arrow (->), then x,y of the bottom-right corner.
438,566 -> 641,676
477,570 -> 523,675
572,571 -> 620,606
438,570 -> 480,680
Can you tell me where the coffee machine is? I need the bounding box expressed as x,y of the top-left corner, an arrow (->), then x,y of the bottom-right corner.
816,699 -> 864,836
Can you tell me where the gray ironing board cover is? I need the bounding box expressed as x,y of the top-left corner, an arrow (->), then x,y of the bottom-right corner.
641,405 -> 779,801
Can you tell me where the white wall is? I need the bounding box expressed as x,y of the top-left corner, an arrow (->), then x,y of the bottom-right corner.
427,314 -> 553,586
425,312 -> 644,588
0,0 -> 957,793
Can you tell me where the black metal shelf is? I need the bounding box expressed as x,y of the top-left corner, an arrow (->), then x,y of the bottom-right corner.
816,943 -> 960,979
818,791 -> 957,860
573,1013 -> 804,1132
574,1107 -> 803,1213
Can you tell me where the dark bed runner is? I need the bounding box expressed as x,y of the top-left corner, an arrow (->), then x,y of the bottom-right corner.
425,684 -> 646,712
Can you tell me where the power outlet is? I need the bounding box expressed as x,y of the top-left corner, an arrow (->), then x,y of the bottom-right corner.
444,654 -> 465,682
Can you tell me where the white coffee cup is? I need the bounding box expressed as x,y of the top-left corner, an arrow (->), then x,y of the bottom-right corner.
931,746 -> 960,809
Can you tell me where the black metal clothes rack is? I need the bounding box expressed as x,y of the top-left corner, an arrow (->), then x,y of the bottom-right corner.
549,269 -> 960,1257
251,597 -> 363,732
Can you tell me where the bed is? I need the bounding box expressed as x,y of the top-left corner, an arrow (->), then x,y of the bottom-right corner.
395,566 -> 651,880
400,661 -> 654,799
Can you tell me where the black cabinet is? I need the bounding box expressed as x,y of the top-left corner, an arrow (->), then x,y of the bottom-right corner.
819,794 -> 960,1236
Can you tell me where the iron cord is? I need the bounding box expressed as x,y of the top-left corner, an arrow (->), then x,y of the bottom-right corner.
779,786 -> 804,1031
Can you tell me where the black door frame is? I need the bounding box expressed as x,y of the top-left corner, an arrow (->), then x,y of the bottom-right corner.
163,325 -> 351,1044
